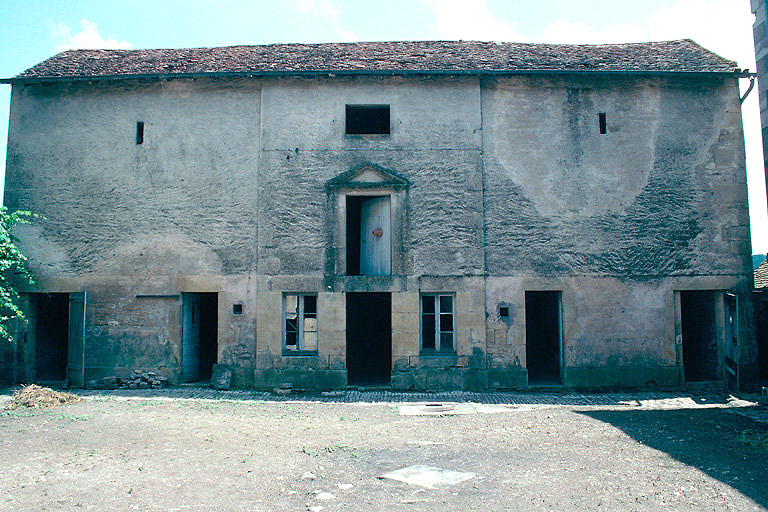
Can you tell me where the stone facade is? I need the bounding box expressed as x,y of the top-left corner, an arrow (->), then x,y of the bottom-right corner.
0,42 -> 757,390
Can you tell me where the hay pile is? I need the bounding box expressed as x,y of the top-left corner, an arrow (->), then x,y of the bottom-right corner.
6,384 -> 81,410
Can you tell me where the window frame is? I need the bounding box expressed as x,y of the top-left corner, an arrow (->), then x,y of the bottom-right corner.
420,293 -> 456,354
282,293 -> 319,355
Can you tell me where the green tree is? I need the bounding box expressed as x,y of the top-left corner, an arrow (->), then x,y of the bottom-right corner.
0,207 -> 35,343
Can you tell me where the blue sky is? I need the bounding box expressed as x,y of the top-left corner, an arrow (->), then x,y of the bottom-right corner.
1,0 -> 766,253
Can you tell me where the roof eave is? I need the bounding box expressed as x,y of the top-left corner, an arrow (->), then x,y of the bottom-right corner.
0,68 -> 750,85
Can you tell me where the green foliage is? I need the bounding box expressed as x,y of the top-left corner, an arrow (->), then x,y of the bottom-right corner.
0,207 -> 35,342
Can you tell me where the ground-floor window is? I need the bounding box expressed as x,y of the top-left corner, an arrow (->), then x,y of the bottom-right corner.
421,294 -> 454,353
284,294 -> 318,353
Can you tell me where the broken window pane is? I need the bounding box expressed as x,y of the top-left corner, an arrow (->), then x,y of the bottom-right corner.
285,330 -> 297,349
285,294 -> 298,315
304,317 -> 317,332
439,295 -> 452,313
304,331 -> 317,351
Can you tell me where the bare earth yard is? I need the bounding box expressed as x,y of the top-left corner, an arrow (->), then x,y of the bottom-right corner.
0,389 -> 766,511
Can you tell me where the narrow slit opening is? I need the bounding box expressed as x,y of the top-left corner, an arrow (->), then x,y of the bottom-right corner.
598,113 -> 607,134
136,121 -> 144,144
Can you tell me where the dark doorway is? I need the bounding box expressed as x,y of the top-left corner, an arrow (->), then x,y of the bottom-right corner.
346,292 -> 391,385
33,293 -> 70,381
759,297 -> 768,383
680,291 -> 719,382
525,291 -> 561,384
182,293 -> 218,382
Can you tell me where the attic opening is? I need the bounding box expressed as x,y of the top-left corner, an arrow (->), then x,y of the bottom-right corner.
346,195 -> 391,276
345,105 -> 390,135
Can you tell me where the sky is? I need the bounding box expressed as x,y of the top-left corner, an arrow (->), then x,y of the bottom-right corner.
1,0 -> 766,253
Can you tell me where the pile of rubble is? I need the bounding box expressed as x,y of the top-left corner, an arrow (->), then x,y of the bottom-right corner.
88,370 -> 168,389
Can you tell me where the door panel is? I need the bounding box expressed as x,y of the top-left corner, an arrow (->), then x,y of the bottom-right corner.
66,292 -> 86,387
360,196 -> 391,276
724,293 -> 738,390
182,294 -> 201,382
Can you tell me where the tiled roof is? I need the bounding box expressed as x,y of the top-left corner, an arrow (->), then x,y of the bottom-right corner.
6,39 -> 740,82
756,259 -> 768,289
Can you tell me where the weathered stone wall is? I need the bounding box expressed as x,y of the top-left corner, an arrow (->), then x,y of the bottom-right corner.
1,72 -> 755,388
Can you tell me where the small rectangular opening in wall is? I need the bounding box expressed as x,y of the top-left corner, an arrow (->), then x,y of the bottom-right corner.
598,113 -> 607,134
232,304 -> 243,315
499,306 -> 509,318
136,121 -> 144,144
345,105 -> 390,135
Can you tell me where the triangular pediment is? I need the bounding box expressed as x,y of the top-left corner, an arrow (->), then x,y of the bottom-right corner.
326,162 -> 409,190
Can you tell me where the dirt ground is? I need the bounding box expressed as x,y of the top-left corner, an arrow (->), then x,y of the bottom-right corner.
0,391 -> 766,512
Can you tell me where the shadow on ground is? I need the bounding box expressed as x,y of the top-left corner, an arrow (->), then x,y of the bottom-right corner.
578,408 -> 768,508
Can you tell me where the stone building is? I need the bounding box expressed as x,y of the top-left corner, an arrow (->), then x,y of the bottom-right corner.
0,40 -> 757,390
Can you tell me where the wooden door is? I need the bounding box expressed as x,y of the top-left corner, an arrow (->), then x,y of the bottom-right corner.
66,292 -> 86,386
182,294 -> 201,382
360,196 -> 391,276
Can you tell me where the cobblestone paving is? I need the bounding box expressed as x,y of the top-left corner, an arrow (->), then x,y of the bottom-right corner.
3,385 -> 765,420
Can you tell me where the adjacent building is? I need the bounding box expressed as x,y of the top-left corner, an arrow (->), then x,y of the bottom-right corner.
0,40 -> 757,390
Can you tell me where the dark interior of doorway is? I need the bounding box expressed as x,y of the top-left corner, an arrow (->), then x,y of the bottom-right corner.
34,293 -> 69,381
198,293 -> 218,381
525,291 -> 561,384
680,291 -> 719,382
346,292 -> 391,385
759,299 -> 768,382
346,195 -> 381,276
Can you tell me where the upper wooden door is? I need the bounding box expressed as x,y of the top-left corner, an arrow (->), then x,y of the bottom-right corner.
360,196 -> 391,276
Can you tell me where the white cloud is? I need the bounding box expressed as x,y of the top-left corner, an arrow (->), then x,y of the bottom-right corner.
289,0 -> 341,20
51,20 -> 132,52
288,0 -> 359,42
539,19 -> 648,45
337,28 -> 358,42
424,0 -> 528,41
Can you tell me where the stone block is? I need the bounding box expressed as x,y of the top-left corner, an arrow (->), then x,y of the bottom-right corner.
211,364 -> 232,390
563,366 -> 680,389
253,368 -> 347,390
487,368 -> 527,390
393,357 -> 410,372
463,369 -> 487,391
390,372 -> 414,390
